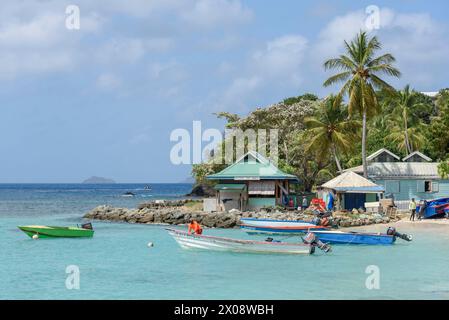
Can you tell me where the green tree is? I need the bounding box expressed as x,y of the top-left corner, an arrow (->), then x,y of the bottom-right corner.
438,159 -> 449,179
323,31 -> 401,177
304,95 -> 361,171
384,85 -> 426,154
427,89 -> 449,160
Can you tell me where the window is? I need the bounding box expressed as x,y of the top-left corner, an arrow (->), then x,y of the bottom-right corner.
417,180 -> 439,193
432,181 -> 439,192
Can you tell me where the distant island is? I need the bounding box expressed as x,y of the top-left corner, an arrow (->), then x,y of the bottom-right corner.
82,176 -> 116,184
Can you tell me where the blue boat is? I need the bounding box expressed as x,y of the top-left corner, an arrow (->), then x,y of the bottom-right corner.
416,197 -> 449,219
310,227 -> 412,245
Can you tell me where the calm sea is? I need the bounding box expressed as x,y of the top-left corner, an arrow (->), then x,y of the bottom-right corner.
1,183 -> 449,299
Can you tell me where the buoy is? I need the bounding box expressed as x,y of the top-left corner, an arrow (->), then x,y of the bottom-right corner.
147,242 -> 154,247
32,234 -> 39,240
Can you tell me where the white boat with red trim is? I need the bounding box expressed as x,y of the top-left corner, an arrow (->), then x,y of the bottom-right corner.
166,228 -> 330,255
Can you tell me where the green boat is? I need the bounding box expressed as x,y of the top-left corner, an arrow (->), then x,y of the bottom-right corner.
18,223 -> 94,239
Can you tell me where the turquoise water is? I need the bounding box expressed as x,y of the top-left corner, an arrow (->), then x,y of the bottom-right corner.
1,184 -> 449,300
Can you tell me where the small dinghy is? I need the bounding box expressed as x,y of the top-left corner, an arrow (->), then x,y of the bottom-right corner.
166,228 -> 331,255
311,227 -> 412,245
122,191 -> 136,197
18,223 -> 94,239
240,218 -> 329,235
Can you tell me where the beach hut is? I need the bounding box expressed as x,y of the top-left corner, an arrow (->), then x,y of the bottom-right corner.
346,148 -> 449,202
321,171 -> 384,211
206,151 -> 299,211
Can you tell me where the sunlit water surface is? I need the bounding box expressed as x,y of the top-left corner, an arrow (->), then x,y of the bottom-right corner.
1,184 -> 449,299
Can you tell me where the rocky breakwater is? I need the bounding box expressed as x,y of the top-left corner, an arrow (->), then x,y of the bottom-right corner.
83,200 -> 405,229
84,200 -> 240,228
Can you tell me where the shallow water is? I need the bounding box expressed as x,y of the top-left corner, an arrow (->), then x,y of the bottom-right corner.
1,184 -> 449,299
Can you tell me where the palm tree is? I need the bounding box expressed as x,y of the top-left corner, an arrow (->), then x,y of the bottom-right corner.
383,85 -> 426,155
304,95 -> 361,172
384,115 -> 426,154
323,31 -> 401,177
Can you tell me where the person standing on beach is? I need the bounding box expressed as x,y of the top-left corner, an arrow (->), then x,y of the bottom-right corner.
302,196 -> 308,211
409,198 -> 417,221
418,200 -> 427,220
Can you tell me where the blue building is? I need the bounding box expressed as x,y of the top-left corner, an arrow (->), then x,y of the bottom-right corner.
347,149 -> 449,201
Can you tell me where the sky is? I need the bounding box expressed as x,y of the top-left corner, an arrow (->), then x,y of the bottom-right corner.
0,0 -> 448,183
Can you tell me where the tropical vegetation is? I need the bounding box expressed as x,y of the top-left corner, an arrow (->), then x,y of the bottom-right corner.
191,31 -> 449,192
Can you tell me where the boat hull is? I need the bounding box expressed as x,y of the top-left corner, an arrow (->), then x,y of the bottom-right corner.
240,218 -> 315,228
18,226 -> 94,238
311,230 -> 395,245
416,198 -> 449,219
166,228 -> 312,254
241,225 -> 328,235
240,218 -> 328,235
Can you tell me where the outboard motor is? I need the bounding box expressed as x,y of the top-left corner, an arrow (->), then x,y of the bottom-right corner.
386,227 -> 412,242
303,232 -> 332,253
311,217 -> 321,226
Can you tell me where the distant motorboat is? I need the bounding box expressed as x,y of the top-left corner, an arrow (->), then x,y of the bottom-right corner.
18,223 -> 94,239
166,228 -> 331,255
144,185 -> 152,190
122,191 -> 136,197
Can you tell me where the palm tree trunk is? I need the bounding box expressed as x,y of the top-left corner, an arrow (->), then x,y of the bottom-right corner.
283,140 -> 289,165
403,108 -> 412,155
362,109 -> 368,178
331,143 -> 343,172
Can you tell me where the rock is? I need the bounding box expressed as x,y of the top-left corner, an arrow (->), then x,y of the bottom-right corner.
139,212 -> 154,223
186,184 -> 215,197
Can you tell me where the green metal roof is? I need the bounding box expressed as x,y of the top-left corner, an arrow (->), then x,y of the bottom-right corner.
207,151 -> 298,181
213,184 -> 247,191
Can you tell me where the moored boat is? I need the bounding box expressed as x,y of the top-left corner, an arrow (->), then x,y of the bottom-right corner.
311,227 -> 412,245
240,218 -> 328,235
416,197 -> 449,219
18,223 -> 94,239
166,228 -> 331,255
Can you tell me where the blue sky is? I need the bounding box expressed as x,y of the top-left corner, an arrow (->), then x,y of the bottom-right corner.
0,0 -> 448,183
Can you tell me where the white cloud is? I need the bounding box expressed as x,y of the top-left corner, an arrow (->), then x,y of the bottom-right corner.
217,34 -> 308,110
0,6 -> 103,78
94,38 -> 146,65
0,14 -> 64,47
311,7 -> 449,88
96,73 -> 122,90
252,35 -> 308,77
182,0 -> 253,28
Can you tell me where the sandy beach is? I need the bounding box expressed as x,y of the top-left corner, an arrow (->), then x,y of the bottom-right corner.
346,218 -> 449,238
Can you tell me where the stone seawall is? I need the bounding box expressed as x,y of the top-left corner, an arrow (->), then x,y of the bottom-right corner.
83,200 -> 404,229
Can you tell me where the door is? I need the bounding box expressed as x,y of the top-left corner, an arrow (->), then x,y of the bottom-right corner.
344,193 -> 366,211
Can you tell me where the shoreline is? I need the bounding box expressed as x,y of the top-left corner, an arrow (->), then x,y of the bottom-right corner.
83,200 -> 404,229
